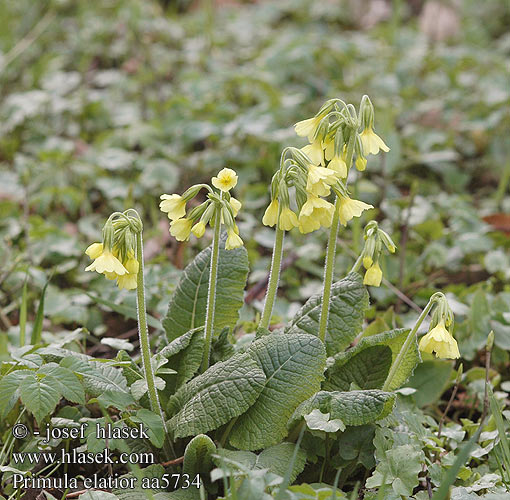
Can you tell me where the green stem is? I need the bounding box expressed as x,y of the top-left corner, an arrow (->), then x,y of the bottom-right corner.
219,416 -> 238,448
260,226 -> 285,329
201,204 -> 222,373
319,434 -> 330,483
318,201 -> 340,343
350,254 -> 363,274
318,133 -> 356,343
136,232 -> 174,457
136,233 -> 162,415
382,298 -> 435,391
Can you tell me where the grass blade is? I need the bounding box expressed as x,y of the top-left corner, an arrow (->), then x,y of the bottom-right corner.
489,386 -> 510,471
30,279 -> 49,345
19,276 -> 28,346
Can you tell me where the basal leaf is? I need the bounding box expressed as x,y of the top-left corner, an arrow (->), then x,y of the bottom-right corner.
163,234 -> 249,342
289,390 -> 395,430
182,434 -> 217,477
229,333 -> 326,451
406,360 -> 453,407
325,328 -> 419,392
132,409 -> 165,448
285,273 -> 369,356
167,352 -> 266,438
159,327 -> 204,390
20,373 -> 61,424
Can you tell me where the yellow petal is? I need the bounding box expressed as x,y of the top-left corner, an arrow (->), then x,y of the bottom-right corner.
279,207 -> 298,231
191,221 -> 206,238
85,242 -> 103,260
170,218 -> 193,241
225,230 -> 243,250
212,168 -> 238,192
262,200 -> 279,227
159,194 -> 187,220
363,262 -> 382,286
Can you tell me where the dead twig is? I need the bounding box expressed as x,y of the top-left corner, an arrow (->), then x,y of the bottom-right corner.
161,456 -> 184,467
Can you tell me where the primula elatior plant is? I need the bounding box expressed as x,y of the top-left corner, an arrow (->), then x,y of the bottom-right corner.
78,96 -> 460,496
259,96 -> 388,338
160,167 -> 243,372
84,210 -> 170,442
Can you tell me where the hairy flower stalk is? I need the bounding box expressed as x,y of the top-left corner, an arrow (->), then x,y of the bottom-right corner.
260,97 -> 385,335
200,201 -> 222,372
318,133 -> 355,342
85,210 -> 174,456
259,222 -> 285,330
160,168 -> 243,373
382,292 -> 459,391
134,231 -> 164,418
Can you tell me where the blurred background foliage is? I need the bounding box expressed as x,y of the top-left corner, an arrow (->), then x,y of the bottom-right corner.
0,0 -> 509,365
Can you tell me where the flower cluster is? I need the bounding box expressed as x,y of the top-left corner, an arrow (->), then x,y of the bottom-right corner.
359,221 -> 397,287
262,96 -> 389,234
160,168 -> 243,250
85,210 -> 142,290
419,293 -> 460,359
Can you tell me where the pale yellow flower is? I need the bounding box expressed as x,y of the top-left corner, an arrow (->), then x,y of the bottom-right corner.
360,127 -> 390,155
419,320 -> 460,359
298,195 -> 334,234
170,218 -> 193,241
159,194 -> 187,221
116,256 -> 139,290
279,207 -> 299,231
363,255 -> 373,269
338,196 -> 373,226
363,262 -> 382,287
262,199 -> 279,227
324,138 -> 335,161
294,116 -> 322,142
328,155 -> 347,178
302,141 -> 324,166
356,156 -> 367,172
212,168 -> 238,192
229,197 -> 242,216
85,249 -> 127,275
306,165 -> 338,197
225,228 -> 243,250
85,242 -> 103,260
191,221 -> 206,238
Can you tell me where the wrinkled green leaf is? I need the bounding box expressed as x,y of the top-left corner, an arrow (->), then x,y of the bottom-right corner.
286,273 -> 369,356
167,352 -> 266,438
159,327 -> 204,390
290,390 -> 395,430
229,333 -> 326,450
163,235 -> 249,342
325,328 -> 419,391
183,434 -> 217,477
